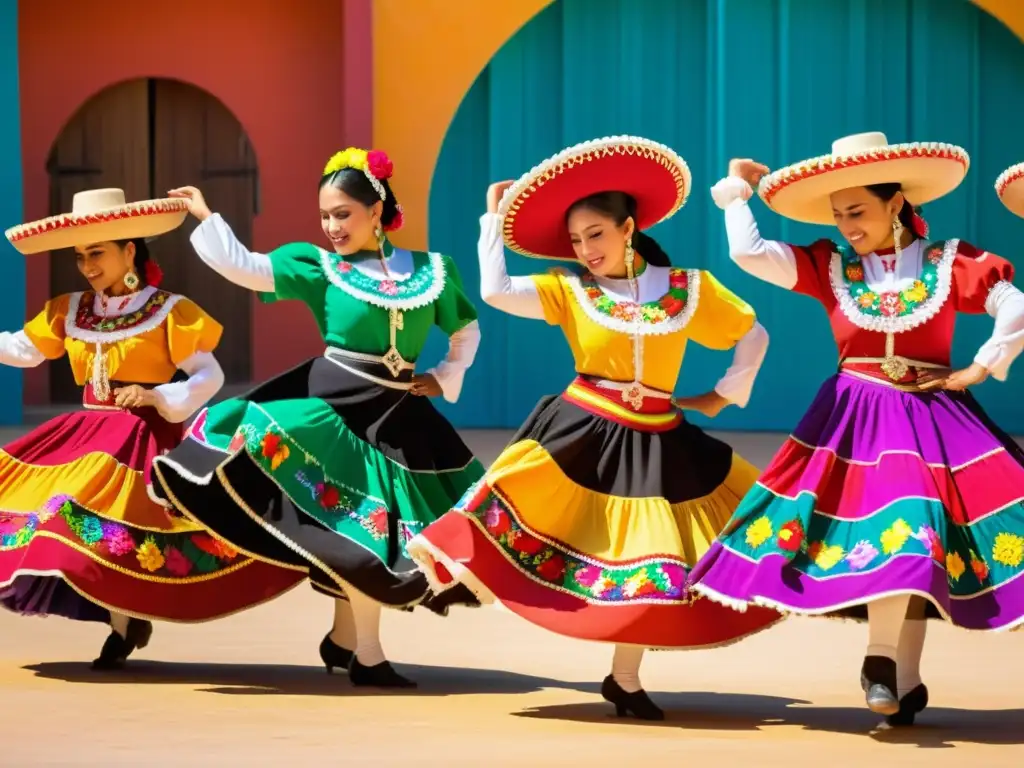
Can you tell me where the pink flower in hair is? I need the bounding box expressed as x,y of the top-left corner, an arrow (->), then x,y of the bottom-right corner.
367,150 -> 394,180
383,206 -> 404,232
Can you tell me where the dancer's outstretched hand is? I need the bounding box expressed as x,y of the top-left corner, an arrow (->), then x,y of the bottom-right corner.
168,186 -> 213,222
918,363 -> 988,392
113,384 -> 154,410
486,181 -> 515,215
728,158 -> 771,188
410,373 -> 442,397
673,391 -> 729,418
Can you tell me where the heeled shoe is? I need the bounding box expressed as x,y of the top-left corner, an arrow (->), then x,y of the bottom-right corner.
885,683 -> 929,726
91,618 -> 153,671
860,656 -> 899,716
348,657 -> 417,688
600,675 -> 665,721
318,634 -> 354,674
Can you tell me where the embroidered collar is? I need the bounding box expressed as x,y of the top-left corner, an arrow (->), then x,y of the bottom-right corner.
566,266 -> 702,336
319,246 -> 447,310
66,288 -> 182,343
829,239 -> 957,334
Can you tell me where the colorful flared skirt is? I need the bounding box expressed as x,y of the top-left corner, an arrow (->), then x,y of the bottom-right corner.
408,377 -> 782,648
0,401 -> 304,623
689,372 -> 1024,631
151,353 -> 486,609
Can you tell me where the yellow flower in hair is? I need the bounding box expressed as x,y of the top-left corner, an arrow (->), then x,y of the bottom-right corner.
323,147 -> 369,176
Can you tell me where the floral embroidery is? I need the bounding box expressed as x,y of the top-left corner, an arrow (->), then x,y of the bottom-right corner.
581,268 -> 691,325
992,532 -> 1024,568
880,519 -> 912,554
73,290 -> 172,333
913,525 -> 944,563
970,551 -> 990,582
845,541 -> 879,571
838,246 -> 939,318
0,496 -> 243,579
811,543 -> 845,571
946,551 -> 966,581
745,516 -> 773,548
777,519 -> 804,552
320,248 -> 446,309
458,484 -> 690,603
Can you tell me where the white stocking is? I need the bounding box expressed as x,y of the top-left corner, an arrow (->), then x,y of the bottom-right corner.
110,612 -> 130,639
611,644 -> 645,693
329,597 -> 357,650
346,585 -> 385,667
866,594 -> 911,660
896,619 -> 927,697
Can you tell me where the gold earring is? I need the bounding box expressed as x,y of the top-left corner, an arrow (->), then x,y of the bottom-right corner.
892,217 -> 904,258
625,239 -> 635,280
375,224 -> 385,248
123,271 -> 140,291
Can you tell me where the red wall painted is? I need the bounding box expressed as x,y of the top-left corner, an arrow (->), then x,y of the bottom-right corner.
17,0 -> 373,403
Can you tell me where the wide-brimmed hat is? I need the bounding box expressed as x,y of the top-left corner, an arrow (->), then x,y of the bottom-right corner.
497,136 -> 691,261
756,132 -> 969,225
995,162 -> 1024,219
5,188 -> 189,255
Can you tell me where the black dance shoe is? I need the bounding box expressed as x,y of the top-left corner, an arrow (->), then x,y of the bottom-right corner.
91,619 -> 153,671
318,634 -> 354,674
860,655 -> 900,716
348,657 -> 417,688
885,683 -> 929,726
600,675 -> 665,721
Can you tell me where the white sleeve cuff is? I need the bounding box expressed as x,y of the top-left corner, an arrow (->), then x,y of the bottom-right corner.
713,321 -> 769,407
0,330 -> 46,368
427,319 -> 481,403
974,281 -> 1024,382
191,213 -> 276,293
710,176 -> 754,210
151,351 -> 225,423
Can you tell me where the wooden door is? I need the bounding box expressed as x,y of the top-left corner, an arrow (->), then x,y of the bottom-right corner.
47,79 -> 256,403
151,79 -> 255,385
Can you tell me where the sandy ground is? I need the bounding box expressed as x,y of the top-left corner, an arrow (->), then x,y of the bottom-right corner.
0,429 -> 1022,766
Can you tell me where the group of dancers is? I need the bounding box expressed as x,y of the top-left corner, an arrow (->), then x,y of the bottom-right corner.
0,132 -> 1021,726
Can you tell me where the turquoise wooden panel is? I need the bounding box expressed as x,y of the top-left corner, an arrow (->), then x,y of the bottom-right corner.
0,0 -> 24,424
430,0 -> 1024,432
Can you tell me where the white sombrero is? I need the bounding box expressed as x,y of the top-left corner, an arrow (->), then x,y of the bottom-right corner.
995,163 -> 1024,219
757,132 -> 970,225
5,188 -> 189,255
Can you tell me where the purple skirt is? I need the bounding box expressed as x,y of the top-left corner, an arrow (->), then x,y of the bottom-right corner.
689,373 -> 1024,631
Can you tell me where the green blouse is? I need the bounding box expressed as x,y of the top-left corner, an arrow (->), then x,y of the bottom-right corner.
259,240 -> 478,362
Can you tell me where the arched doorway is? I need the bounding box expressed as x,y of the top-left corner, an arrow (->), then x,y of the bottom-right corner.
46,78 -> 257,403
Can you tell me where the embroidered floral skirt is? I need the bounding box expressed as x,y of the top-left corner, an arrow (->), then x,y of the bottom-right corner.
689,373 -> 1024,630
152,355 -> 486,609
0,405 -> 302,623
407,378 -> 782,648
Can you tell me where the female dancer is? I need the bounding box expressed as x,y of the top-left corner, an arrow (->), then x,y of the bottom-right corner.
0,188 -> 303,669
409,136 -> 782,720
690,132 -> 1024,725
152,148 -> 484,688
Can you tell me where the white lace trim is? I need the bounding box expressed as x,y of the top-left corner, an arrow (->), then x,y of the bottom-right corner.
65,290 -> 184,343
828,239 -> 957,334
318,248 -> 447,310
565,268 -> 702,336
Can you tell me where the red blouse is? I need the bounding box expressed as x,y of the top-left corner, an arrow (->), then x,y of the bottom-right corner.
787,238 -> 1014,384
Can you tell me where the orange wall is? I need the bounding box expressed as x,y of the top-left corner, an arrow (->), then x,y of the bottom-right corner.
374,0 -> 1024,252
18,0 -> 371,402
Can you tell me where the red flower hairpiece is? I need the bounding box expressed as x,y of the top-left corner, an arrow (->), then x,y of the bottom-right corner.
144,260 -> 164,287
911,207 -> 930,239
383,205 -> 404,232
367,150 -> 394,180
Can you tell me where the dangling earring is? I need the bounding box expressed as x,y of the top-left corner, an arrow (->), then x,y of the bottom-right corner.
375,224 -> 385,250
624,238 -> 635,281
892,217 -> 904,260
123,271 -> 140,291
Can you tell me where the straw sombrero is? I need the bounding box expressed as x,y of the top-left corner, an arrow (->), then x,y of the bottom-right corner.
757,132 -> 969,225
5,188 -> 189,255
995,162 -> 1024,219
497,136 -> 691,261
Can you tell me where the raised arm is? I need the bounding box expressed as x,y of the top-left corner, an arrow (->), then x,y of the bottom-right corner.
168,186 -> 274,293
427,255 -> 482,403
478,180 -> 546,320
0,331 -> 46,368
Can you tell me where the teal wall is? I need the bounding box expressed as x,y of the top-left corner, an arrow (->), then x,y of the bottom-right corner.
0,0 -> 23,425
428,0 -> 1024,432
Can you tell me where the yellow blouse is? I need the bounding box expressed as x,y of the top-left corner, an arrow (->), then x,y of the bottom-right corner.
531,267 -> 755,393
22,290 -> 223,386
